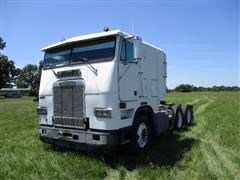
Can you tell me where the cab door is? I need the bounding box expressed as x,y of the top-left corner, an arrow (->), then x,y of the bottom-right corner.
118,38 -> 139,101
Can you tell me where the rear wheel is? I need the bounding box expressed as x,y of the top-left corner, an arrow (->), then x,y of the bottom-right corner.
174,107 -> 183,130
181,104 -> 193,125
132,115 -> 151,153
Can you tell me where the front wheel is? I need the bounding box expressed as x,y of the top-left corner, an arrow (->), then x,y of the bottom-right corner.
132,115 -> 151,153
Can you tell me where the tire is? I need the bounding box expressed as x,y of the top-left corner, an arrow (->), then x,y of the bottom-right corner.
174,106 -> 183,130
132,114 -> 151,153
181,104 -> 193,125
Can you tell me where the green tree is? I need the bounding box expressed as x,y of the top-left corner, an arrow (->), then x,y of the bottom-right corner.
0,37 -> 19,88
175,84 -> 194,92
0,37 -> 6,51
17,64 -> 39,95
173,85 -> 240,92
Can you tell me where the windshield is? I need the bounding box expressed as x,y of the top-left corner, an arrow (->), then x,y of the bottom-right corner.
43,36 -> 116,69
44,48 -> 71,68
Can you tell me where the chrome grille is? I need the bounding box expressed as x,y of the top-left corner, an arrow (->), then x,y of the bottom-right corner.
53,117 -> 85,128
53,82 -> 85,128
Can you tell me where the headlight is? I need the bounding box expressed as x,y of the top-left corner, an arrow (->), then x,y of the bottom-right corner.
37,107 -> 47,115
94,108 -> 112,118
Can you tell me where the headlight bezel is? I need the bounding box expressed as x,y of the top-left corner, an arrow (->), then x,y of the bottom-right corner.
94,108 -> 112,118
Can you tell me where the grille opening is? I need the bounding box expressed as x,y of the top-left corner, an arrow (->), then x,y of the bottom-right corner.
53,80 -> 85,128
93,134 -> 100,141
63,132 -> 72,137
73,135 -> 79,140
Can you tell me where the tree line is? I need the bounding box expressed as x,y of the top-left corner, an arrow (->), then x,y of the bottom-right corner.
168,84 -> 240,93
0,37 -> 42,96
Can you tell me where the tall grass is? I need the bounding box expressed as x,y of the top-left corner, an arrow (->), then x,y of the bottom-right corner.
0,92 -> 239,179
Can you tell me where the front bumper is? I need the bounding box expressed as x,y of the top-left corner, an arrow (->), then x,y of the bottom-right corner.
39,125 -> 119,153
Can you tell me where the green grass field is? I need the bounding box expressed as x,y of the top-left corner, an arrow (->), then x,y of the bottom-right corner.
0,92 -> 240,179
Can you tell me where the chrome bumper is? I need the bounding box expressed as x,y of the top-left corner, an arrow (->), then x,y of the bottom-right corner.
39,125 -> 118,147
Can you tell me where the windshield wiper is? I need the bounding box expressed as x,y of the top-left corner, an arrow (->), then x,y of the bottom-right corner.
76,57 -> 98,75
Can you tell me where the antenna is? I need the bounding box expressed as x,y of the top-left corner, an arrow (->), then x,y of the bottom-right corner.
131,18 -> 134,35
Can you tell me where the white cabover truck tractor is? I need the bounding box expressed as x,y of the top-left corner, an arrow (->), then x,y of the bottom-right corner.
37,29 -> 193,153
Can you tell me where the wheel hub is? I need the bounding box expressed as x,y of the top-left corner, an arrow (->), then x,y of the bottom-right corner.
137,122 -> 148,148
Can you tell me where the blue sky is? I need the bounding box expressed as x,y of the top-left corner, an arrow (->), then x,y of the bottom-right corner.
1,0 -> 239,89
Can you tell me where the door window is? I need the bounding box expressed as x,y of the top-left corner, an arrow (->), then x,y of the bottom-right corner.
120,39 -> 134,62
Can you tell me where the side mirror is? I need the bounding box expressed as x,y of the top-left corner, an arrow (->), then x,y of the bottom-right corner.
133,36 -> 142,60
120,36 -> 142,64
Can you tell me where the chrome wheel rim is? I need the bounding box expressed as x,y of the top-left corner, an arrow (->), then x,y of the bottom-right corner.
137,122 -> 148,148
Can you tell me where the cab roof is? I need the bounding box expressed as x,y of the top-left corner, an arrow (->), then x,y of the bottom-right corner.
41,29 -> 164,52
41,30 -> 129,51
